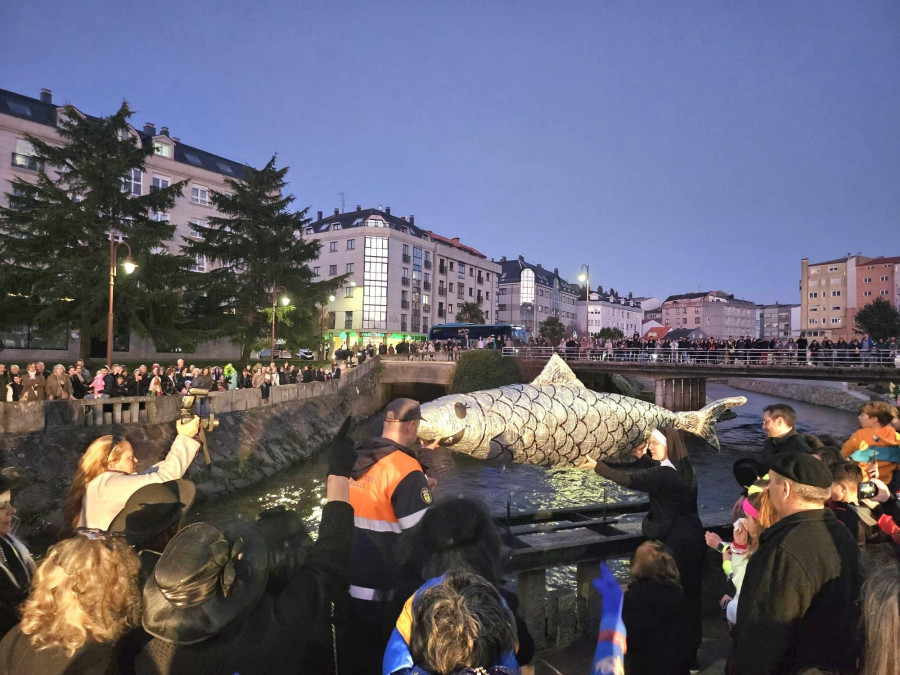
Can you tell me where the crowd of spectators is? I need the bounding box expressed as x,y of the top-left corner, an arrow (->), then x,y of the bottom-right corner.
524,332 -> 899,366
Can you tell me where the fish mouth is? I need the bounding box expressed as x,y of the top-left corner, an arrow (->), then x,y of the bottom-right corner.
439,428 -> 466,447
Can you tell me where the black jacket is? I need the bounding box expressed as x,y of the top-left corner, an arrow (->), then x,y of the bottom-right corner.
0,537 -> 32,640
136,501 -> 354,675
623,579 -> 691,675
0,625 -> 145,675
734,508 -> 862,675
760,429 -> 811,473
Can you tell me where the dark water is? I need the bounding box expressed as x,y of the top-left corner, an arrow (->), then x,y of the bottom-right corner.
194,383 -> 859,538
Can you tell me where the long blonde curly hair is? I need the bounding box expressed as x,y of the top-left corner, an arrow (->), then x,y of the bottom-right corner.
61,435 -> 129,536
20,535 -> 141,656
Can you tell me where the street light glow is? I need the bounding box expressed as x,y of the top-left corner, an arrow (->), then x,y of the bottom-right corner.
328,294 -> 336,302
578,273 -> 586,283
280,295 -> 290,306
122,256 -> 138,274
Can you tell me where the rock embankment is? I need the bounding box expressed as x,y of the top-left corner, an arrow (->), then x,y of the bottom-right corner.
717,378 -> 870,412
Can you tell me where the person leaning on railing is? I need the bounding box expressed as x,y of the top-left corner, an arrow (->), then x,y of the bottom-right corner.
60,416 -> 202,537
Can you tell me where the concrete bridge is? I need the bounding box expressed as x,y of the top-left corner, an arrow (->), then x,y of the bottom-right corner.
380,354 -> 896,412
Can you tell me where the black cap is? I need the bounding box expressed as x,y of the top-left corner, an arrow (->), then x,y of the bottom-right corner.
769,452 -> 833,488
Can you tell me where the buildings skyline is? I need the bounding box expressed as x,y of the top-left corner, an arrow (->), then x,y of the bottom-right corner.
2,83 -> 898,359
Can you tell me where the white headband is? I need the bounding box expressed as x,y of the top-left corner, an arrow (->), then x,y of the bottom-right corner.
651,429 -> 668,447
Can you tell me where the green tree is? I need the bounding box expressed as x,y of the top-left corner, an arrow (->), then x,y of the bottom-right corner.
455,302 -> 485,324
0,103 -> 192,361
449,350 -> 522,393
538,316 -> 566,345
855,298 -> 900,342
182,156 -> 341,361
597,327 -> 625,340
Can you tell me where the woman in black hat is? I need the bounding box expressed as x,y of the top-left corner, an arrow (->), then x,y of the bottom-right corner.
136,443 -> 357,674
0,470 -> 34,640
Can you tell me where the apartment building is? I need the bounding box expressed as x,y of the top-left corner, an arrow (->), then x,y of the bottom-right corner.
661,291 -> 756,339
0,86 -> 247,361
496,256 -> 579,336
800,255 -> 872,340
853,256 -> 900,327
576,288 -> 644,337
304,207 -> 500,348
757,303 -> 799,339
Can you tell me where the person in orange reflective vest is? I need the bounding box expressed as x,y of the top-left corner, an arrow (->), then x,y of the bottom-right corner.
341,398 -> 434,675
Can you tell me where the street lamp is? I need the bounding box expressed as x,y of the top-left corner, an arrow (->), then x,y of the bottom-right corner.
320,294 -> 336,360
578,264 -> 590,339
270,285 -> 289,359
107,233 -> 138,368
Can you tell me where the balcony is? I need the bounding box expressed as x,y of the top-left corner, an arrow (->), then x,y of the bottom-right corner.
423,281 -> 431,291
457,292 -> 464,300
401,277 -> 410,286
438,264 -> 447,274
401,300 -> 409,309
477,294 -> 483,303
477,275 -> 484,284
423,304 -> 431,312
11,153 -> 39,171
437,287 -> 446,296
400,325 -> 408,332
424,259 -> 432,269
402,254 -> 411,263
437,309 -> 445,318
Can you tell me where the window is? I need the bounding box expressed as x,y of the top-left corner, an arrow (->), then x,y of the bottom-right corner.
449,261 -> 454,271
333,224 -> 341,230
151,175 -> 169,192
881,276 -> 889,282
313,266 -> 320,277
458,263 -> 465,279
344,311 -> 353,329
831,318 -> 841,323
150,210 -> 169,222
12,139 -> 39,170
400,314 -> 408,331
363,236 -> 388,329
402,244 -> 410,255
402,267 -> 409,279
184,152 -> 203,166
881,289 -> 889,296
469,288 -> 473,297
809,292 -> 818,298
469,267 -> 474,277
347,239 -> 355,250
864,277 -> 871,283
215,161 -> 234,175
329,265 -> 337,275
122,168 -> 141,195
345,287 -> 354,298
809,318 -> 818,324
188,219 -> 205,238
520,269 -> 535,304
831,291 -> 841,297
153,142 -> 171,157
864,290 -> 872,297
448,304 -> 453,314
346,263 -> 354,274
8,101 -> 33,117
486,273 -> 490,281
191,255 -> 206,273
329,241 -> 338,252
832,306 -> 841,311
695,317 -> 701,324
191,186 -> 209,205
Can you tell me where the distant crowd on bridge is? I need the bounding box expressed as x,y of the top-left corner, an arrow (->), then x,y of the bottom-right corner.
523,333 -> 899,367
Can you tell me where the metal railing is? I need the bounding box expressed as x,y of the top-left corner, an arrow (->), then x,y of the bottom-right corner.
503,346 -> 900,367
401,277 -> 410,286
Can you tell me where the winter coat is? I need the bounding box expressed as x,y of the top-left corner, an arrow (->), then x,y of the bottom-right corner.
760,429 -> 812,473
0,535 -> 34,640
622,578 -> 691,675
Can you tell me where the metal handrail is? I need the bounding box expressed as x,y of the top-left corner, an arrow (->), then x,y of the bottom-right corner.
502,345 -> 900,367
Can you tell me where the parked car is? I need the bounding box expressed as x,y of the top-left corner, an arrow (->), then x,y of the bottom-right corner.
254,348 -> 293,359
296,349 -> 315,360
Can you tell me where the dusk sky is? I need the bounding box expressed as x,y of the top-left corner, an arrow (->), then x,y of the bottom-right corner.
3,1 -> 898,305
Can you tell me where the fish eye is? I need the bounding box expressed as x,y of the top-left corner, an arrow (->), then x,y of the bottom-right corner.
454,402 -> 468,419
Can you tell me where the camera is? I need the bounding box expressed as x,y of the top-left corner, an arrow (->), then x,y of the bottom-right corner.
858,481 -> 877,500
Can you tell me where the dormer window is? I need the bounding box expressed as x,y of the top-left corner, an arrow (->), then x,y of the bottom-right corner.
215,161 -> 234,174
184,152 -> 203,166
153,142 -> 171,158
333,224 -> 342,230
304,228 -> 313,235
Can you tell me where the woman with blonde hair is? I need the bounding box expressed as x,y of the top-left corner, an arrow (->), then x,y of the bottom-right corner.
860,566 -> 899,675
61,416 -> 202,535
0,534 -> 142,673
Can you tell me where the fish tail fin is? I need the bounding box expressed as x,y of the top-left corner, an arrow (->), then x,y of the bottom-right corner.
674,396 -> 747,451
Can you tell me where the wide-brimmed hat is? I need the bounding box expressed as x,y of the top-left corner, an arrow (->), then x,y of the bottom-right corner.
142,517 -> 268,645
107,480 -> 196,546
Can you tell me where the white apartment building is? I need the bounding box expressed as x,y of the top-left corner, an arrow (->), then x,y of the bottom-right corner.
304,207 -> 500,348
496,256 -> 579,336
0,86 -> 248,361
576,289 -> 644,337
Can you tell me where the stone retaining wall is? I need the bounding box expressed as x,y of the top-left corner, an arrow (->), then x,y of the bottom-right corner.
1,360 -> 386,538
718,378 -> 870,412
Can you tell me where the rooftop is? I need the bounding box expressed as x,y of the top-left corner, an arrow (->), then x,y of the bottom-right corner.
497,255 -> 578,295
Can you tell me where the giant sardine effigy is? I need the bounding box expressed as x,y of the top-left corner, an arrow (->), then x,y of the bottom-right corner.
418,354 -> 746,467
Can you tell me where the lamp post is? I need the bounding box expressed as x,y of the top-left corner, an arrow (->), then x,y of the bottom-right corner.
270,285 -> 289,360
106,233 -> 138,368
578,264 -> 590,339
320,294 -> 336,360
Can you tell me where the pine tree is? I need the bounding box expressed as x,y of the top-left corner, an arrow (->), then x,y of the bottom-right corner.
182,156 -> 340,361
538,316 -> 566,345
455,301 -> 486,324
0,103 -> 193,361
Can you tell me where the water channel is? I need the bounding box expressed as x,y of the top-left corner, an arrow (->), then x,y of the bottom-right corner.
194,383 -> 860,540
